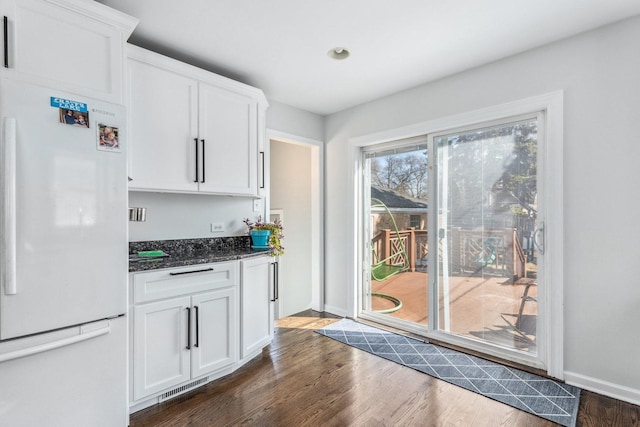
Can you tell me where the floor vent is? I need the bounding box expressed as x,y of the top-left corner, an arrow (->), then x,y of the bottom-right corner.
159,377 -> 210,402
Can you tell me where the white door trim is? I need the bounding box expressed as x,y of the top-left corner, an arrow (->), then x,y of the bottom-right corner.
266,129 -> 325,313
349,91 -> 564,378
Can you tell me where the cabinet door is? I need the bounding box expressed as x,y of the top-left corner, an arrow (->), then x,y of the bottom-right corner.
240,256 -> 273,360
128,57 -> 199,192
191,288 -> 238,379
0,0 -> 131,103
132,296 -> 191,401
198,82 -> 258,195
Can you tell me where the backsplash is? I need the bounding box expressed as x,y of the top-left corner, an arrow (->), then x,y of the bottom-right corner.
128,191 -> 262,242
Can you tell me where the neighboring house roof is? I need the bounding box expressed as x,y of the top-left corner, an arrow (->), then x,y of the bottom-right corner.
371,186 -> 427,210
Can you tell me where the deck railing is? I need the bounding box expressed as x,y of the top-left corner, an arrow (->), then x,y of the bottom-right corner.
371,227 -> 526,280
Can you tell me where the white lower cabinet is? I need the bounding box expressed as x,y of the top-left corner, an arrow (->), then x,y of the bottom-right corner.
132,296 -> 191,400
191,288 -> 237,378
130,262 -> 238,403
240,256 -> 275,362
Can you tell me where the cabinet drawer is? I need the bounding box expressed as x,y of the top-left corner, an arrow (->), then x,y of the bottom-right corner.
132,262 -> 237,304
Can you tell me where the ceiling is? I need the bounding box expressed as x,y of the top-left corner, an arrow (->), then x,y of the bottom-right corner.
97,0 -> 640,116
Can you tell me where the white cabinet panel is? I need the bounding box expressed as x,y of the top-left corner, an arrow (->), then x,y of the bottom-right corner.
0,0 -> 137,103
191,288 -> 237,378
240,256 -> 273,360
199,82 -> 257,195
132,296 -> 191,401
127,58 -> 198,191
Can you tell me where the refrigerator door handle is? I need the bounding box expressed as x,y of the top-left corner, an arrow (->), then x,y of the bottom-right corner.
2,117 -> 17,295
0,321 -> 111,363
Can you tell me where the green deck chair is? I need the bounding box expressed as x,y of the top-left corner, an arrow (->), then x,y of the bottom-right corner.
370,198 -> 410,281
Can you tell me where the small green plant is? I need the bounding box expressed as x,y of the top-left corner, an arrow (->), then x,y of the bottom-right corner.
243,216 -> 284,256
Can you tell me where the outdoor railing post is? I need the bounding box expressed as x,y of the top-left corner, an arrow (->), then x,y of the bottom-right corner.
408,228 -> 416,271
383,229 -> 391,261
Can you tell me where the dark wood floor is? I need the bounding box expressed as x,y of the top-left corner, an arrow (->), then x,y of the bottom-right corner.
130,311 -> 639,427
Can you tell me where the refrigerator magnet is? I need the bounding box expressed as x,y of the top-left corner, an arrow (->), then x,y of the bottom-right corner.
97,123 -> 121,153
51,97 -> 90,128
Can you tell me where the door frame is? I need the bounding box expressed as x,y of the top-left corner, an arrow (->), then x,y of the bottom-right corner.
349,91 -> 564,378
266,129 -> 325,314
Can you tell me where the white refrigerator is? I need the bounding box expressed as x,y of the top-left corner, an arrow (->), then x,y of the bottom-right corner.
0,76 -> 129,426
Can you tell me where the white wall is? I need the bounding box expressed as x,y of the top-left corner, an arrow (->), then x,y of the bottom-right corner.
266,100 -> 325,142
270,141 -> 313,316
128,100 -> 324,242
324,16 -> 640,401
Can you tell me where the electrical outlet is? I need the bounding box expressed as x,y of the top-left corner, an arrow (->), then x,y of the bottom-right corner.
253,199 -> 262,212
211,222 -> 224,233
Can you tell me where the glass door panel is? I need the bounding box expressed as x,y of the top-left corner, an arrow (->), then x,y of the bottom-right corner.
361,143 -> 429,330
433,117 -> 540,357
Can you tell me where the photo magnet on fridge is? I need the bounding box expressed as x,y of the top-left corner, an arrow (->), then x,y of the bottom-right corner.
51,96 -> 90,128
97,123 -> 121,153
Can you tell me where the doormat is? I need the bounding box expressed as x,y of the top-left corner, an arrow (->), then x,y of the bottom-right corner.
316,318 -> 580,427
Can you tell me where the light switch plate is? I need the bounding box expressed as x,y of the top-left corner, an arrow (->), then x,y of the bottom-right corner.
253,199 -> 262,212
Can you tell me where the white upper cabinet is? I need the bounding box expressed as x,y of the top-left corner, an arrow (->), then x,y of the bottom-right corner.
127,58 -> 199,192
0,0 -> 137,104
127,45 -> 267,196
198,82 -> 257,195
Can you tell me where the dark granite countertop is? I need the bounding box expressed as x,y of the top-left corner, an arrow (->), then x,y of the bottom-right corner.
129,236 -> 271,273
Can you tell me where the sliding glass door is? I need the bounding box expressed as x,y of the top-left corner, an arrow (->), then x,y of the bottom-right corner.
429,114 -> 543,365
359,112 -> 546,368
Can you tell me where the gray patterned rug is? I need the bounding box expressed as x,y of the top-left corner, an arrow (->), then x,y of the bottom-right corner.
316,318 -> 580,427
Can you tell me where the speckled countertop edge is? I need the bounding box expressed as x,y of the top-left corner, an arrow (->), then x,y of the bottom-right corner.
129,237 -> 272,272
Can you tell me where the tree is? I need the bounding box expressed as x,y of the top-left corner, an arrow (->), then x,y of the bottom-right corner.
371,150 -> 428,199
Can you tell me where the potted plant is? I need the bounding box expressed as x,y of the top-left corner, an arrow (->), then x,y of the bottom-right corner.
243,216 -> 284,256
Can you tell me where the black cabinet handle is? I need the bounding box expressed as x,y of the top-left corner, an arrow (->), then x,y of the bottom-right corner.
271,261 -> 279,301
194,305 -> 199,348
186,307 -> 192,350
3,16 -> 8,68
259,151 -> 265,189
193,138 -> 199,183
201,139 -> 206,183
169,267 -> 214,276
275,261 -> 279,301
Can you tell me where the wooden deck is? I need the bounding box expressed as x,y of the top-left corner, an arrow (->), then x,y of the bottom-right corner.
371,271 -> 538,352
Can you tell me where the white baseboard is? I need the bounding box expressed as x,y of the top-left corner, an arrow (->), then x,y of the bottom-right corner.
564,371 -> 640,405
323,304 -> 348,318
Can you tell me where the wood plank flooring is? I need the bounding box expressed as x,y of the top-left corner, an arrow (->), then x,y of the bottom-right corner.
130,311 -> 639,427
